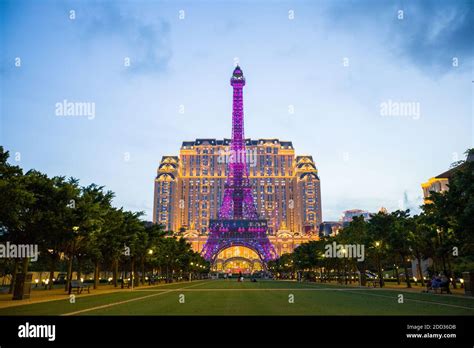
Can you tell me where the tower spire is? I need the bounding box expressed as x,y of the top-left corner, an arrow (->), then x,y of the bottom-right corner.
218,66 -> 257,220
201,66 -> 277,264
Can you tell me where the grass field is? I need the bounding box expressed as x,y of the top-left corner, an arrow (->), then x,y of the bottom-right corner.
1,279 -> 473,316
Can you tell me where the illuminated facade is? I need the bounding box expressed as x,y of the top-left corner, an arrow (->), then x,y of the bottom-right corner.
421,151 -> 473,203
153,144 -> 322,235
421,176 -> 450,203
153,67 -> 321,270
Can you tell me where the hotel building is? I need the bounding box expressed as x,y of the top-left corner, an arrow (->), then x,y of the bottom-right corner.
153,138 -> 322,257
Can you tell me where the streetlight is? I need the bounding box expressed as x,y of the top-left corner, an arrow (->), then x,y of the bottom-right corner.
67,226 -> 80,293
374,241 -> 383,287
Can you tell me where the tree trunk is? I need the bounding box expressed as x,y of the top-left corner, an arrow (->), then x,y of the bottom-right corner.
48,254 -> 57,290
377,255 -> 384,287
360,270 -> 366,286
76,257 -> 82,281
441,253 -> 448,277
344,261 -> 348,285
446,257 -> 456,289
121,261 -> 125,289
21,257 -> 29,274
94,261 -> 99,289
416,256 -> 425,287
404,262 -> 411,288
395,266 -> 400,285
141,257 -> 145,285
112,259 -> 118,287
65,253 -> 73,292
8,258 -> 19,294
131,257 -> 135,287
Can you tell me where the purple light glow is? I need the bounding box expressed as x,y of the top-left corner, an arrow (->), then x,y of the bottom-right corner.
201,66 -> 277,264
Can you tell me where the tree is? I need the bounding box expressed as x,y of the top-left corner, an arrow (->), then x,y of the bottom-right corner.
0,147 -> 34,293
336,216 -> 369,285
388,210 -> 414,288
367,212 -> 393,287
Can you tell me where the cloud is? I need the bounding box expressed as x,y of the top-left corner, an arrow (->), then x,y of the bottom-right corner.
323,0 -> 473,74
75,2 -> 172,75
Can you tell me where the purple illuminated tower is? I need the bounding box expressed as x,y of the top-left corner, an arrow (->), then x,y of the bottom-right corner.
201,66 -> 277,265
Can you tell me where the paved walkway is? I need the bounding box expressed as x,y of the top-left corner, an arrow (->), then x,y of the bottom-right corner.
0,282 -> 190,309
282,279 -> 468,296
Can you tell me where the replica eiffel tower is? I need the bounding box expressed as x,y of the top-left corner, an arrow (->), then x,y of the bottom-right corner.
201,66 -> 277,265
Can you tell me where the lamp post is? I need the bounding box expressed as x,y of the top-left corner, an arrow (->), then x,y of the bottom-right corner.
66,226 -> 79,294
375,241 -> 384,287
189,262 -> 194,281
341,248 -> 348,285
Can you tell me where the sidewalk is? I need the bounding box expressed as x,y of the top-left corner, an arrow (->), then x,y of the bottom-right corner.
376,283 -> 468,297
315,280 -> 469,297
0,282 -> 184,310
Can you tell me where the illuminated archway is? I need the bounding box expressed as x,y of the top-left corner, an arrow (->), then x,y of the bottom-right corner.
213,246 -> 263,273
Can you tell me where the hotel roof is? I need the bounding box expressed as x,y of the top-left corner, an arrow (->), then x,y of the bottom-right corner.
181,138 -> 294,148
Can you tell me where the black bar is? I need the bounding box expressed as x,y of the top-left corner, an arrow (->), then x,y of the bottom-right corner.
0,315 -> 471,346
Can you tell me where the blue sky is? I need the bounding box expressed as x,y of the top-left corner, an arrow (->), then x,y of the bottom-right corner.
1,0 -> 472,221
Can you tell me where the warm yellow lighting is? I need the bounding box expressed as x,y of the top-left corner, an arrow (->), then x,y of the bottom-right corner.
72,226 -> 79,232
190,262 -> 194,266
413,277 -> 417,282
81,277 -> 84,282
375,241 -> 380,247
35,279 -> 39,283
148,249 -> 153,255
460,278 -> 464,284
107,277 -> 112,282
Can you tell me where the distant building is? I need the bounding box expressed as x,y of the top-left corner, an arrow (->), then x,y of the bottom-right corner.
319,221 -> 343,237
421,152 -> 473,203
340,209 -> 371,226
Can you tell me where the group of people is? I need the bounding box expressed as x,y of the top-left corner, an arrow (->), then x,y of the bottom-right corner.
223,272 -> 245,281
426,274 -> 451,294
223,271 -> 257,282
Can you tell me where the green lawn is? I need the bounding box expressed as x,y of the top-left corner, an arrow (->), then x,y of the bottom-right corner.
1,279 -> 473,316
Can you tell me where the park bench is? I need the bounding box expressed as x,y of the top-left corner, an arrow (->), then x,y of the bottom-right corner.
70,280 -> 90,294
